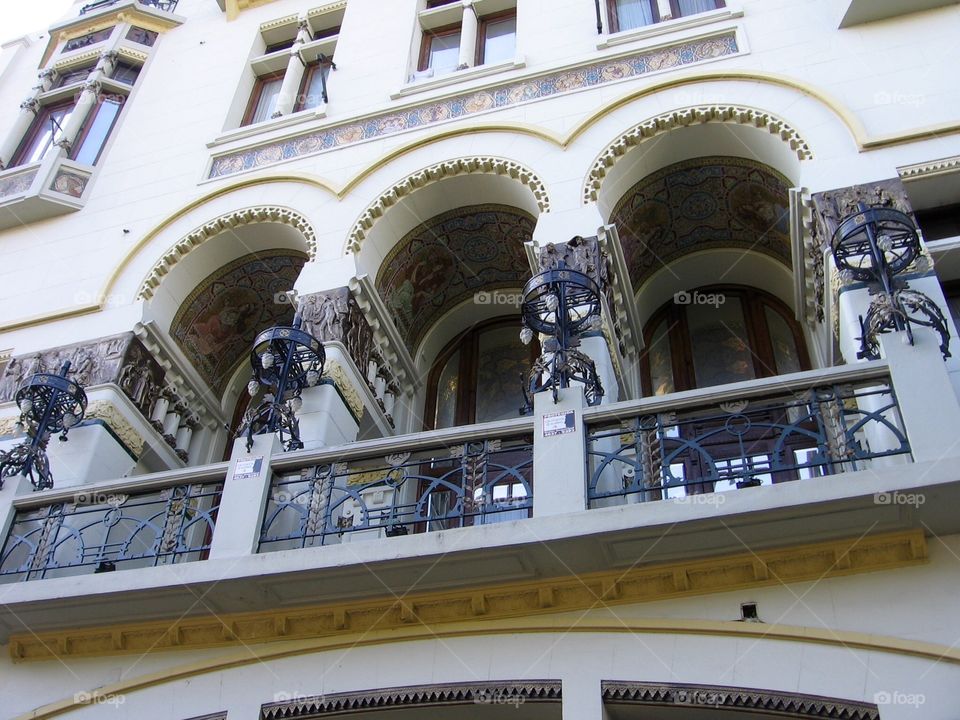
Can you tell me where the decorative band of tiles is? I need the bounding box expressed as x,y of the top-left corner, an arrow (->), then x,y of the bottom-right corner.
208,32 -> 739,179
0,167 -> 38,199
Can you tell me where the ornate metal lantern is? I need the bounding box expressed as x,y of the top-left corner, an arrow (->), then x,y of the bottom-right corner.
238,314 -> 325,452
0,362 -> 87,491
832,202 -> 949,360
520,263 -> 604,411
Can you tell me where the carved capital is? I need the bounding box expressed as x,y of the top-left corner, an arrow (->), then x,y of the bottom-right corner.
19,97 -> 40,115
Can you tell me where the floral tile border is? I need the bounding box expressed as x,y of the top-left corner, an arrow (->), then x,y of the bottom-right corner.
208,32 -> 739,179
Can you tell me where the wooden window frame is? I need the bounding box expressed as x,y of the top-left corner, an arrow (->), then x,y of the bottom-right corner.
240,70 -> 285,126
294,61 -> 332,112
639,286 -> 810,396
71,94 -> 125,166
10,99 -> 76,167
418,22 -> 462,72
475,9 -> 517,66
606,0 -> 660,34
423,316 -> 537,430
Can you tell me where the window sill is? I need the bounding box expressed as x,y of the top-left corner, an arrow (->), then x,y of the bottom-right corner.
0,156 -> 93,230
598,7 -> 743,49
392,55 -> 525,100
208,106 -> 328,149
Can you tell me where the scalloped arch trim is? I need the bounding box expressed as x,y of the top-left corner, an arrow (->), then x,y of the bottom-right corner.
344,157 -> 550,254
137,206 -> 317,301
582,105 -> 813,205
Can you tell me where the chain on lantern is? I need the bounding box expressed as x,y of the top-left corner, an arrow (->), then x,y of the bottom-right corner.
0,362 -> 87,491
237,312 -> 325,452
520,262 -> 604,412
832,202 -> 950,360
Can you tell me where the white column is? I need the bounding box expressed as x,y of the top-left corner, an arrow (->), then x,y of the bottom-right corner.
532,385 -> 587,517
879,329 -> 960,463
273,19 -> 311,117
208,433 -> 283,559
458,1 -> 479,69
55,51 -> 117,154
656,0 -> 674,20
0,66 -> 57,167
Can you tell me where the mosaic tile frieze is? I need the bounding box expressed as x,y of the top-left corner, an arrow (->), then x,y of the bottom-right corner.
50,169 -> 90,198
375,205 -> 534,351
209,32 -> 739,179
170,250 -> 307,394
611,156 -> 792,289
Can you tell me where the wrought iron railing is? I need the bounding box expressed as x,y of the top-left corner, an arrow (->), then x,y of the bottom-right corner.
0,478 -> 222,582
586,365 -> 911,507
260,427 -> 534,552
79,0 -> 178,15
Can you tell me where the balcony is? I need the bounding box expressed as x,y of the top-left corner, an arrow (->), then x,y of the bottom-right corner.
1,361 -> 958,656
0,156 -> 92,230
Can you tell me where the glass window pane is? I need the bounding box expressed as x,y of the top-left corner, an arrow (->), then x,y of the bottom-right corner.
56,66 -> 93,87
766,305 -> 802,375
249,77 -> 283,124
482,16 -> 516,65
111,62 -> 141,85
427,31 -> 461,75
21,105 -> 74,165
646,317 -> 675,396
299,65 -> 330,110
74,99 -> 121,166
434,350 -> 460,429
474,325 -> 527,423
676,0 -> 719,17
687,296 -> 756,388
616,0 -> 655,30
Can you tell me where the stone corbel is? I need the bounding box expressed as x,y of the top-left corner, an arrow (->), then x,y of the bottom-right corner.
19,97 -> 40,115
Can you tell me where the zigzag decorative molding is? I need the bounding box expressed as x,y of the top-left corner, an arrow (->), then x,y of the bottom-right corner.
345,157 -> 550,254
137,206 -> 317,301
582,105 -> 813,204
898,154 -> 960,180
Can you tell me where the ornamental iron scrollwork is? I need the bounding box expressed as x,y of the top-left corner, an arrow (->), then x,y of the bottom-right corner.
238,313 -> 326,452
259,435 -> 533,550
586,379 -> 910,506
520,262 -> 604,411
0,482 -> 221,581
0,362 -> 87,491
831,203 -> 949,360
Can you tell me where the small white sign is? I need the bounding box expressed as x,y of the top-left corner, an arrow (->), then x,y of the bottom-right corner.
234,457 -> 263,480
542,410 -> 576,437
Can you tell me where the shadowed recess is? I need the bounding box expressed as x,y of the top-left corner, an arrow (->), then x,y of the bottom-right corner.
170,250 -> 307,395
375,204 -> 534,352
611,156 -> 792,289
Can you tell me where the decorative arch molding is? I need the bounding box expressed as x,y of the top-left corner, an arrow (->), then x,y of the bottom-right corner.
137,206 -> 318,301
344,157 -> 551,254
582,105 -> 813,205
602,681 -> 879,719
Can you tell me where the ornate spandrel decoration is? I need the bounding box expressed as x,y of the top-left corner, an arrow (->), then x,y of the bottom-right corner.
299,288 -> 374,380
811,179 -> 914,243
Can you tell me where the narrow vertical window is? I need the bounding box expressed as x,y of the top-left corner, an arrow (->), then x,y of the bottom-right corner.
72,97 -> 122,165
419,26 -> 461,75
243,73 -> 284,125
296,62 -> 332,111
610,0 -> 659,32
12,101 -> 75,166
478,12 -> 516,65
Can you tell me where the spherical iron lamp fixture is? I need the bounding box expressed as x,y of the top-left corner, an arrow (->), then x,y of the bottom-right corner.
238,313 -> 325,452
0,361 -> 87,491
832,202 -> 950,360
520,263 -> 604,412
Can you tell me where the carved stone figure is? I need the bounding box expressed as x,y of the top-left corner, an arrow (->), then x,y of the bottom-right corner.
811,179 -> 914,249
300,288 -> 377,385
538,236 -> 610,293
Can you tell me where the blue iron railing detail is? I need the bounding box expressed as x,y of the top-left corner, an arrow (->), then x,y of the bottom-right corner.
586,379 -> 910,506
260,435 -> 533,551
0,482 -> 221,582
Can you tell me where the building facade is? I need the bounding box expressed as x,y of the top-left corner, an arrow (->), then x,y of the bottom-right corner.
0,0 -> 959,717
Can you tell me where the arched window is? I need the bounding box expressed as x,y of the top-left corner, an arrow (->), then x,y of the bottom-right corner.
425,317 -> 535,429
641,286 -> 809,395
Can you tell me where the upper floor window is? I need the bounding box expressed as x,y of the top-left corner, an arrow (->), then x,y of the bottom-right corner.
73,96 -> 124,165
63,27 -> 114,53
243,72 -> 284,125
126,26 -> 158,46
12,101 -> 75,166
609,0 -> 724,33
415,1 -> 517,80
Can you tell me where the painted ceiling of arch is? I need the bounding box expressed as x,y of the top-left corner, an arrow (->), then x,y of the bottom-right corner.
375,205 -> 535,351
171,250 -> 307,395
611,156 -> 792,289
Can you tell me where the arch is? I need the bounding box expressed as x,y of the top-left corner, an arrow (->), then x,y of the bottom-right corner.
582,105 -> 812,205
137,206 -> 318,300
345,157 -> 550,255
